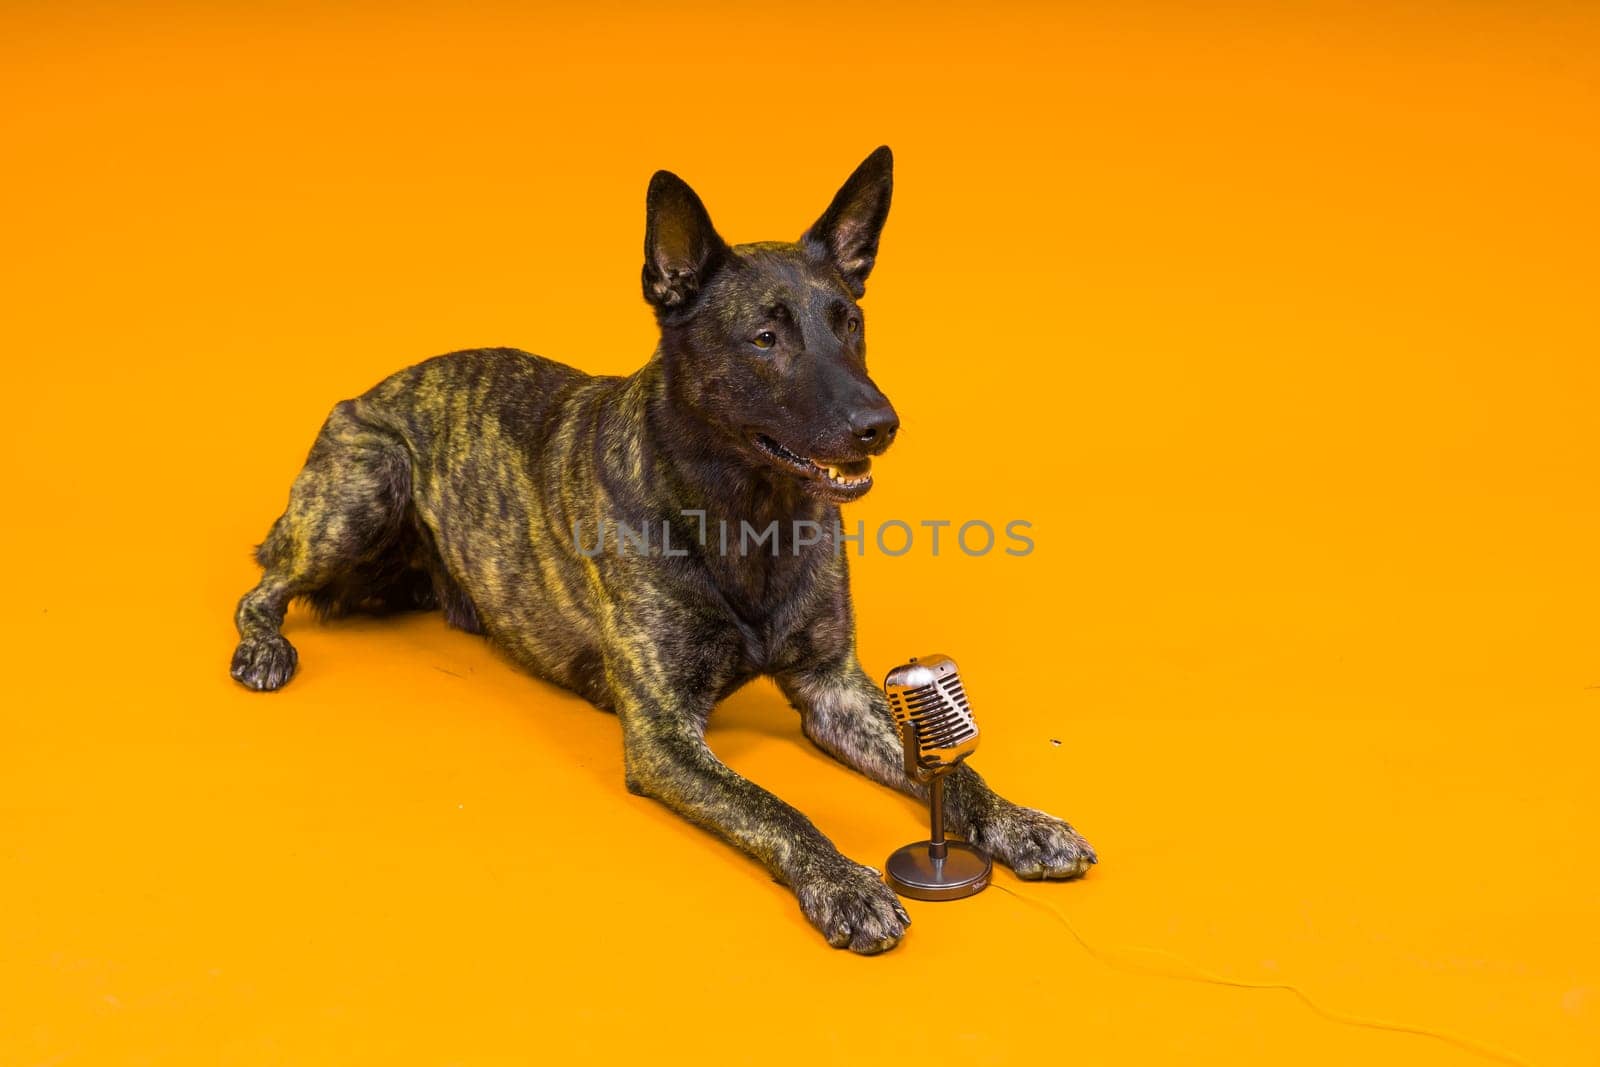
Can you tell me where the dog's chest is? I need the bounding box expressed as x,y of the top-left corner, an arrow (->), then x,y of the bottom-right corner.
700,547 -> 830,670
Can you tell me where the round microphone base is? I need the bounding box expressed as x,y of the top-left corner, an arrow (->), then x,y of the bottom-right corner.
884,841 -> 992,901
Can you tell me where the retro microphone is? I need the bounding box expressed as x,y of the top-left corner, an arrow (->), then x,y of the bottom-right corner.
882,653 -> 993,900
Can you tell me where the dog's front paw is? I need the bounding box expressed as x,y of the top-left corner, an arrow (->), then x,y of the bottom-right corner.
231,633 -> 299,691
796,860 -> 912,955
968,803 -> 1097,880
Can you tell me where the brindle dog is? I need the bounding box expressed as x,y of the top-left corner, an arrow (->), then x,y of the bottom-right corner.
231,147 -> 1095,953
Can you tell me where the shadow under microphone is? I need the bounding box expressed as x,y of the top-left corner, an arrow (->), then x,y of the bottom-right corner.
882,653 -> 993,901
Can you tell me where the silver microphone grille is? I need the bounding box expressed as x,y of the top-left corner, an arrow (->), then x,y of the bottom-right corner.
883,653 -> 980,769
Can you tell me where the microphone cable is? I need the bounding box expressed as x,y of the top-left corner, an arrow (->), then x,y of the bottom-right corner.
990,881 -> 1533,1067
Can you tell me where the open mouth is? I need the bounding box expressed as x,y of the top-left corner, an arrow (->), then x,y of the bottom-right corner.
752,433 -> 874,496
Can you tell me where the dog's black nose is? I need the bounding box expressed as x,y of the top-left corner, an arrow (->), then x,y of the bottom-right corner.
849,403 -> 899,447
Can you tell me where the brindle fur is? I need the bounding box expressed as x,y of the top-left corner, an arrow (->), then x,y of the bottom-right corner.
232,147 -> 1095,954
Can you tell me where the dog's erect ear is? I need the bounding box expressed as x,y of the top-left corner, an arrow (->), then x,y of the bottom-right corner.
642,170 -> 729,314
800,146 -> 894,298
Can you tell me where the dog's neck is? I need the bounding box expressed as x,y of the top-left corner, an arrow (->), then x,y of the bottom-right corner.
618,354 -> 840,628
627,353 -> 831,533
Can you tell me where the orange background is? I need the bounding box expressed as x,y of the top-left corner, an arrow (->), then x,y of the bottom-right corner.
3,2 -> 1597,1064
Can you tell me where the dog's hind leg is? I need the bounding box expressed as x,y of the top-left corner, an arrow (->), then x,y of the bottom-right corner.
231,401 -> 413,691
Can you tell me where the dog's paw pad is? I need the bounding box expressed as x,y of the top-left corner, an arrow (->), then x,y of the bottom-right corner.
231,634 -> 298,691
797,862 -> 911,955
971,805 -> 1096,881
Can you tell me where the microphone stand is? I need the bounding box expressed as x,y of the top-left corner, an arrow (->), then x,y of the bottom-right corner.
884,723 -> 993,901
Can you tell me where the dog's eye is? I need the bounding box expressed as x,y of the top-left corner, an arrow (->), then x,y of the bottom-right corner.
752,331 -> 777,350
846,316 -> 860,334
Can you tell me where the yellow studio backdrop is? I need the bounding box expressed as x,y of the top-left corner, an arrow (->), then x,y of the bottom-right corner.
2,2 -> 1596,1064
